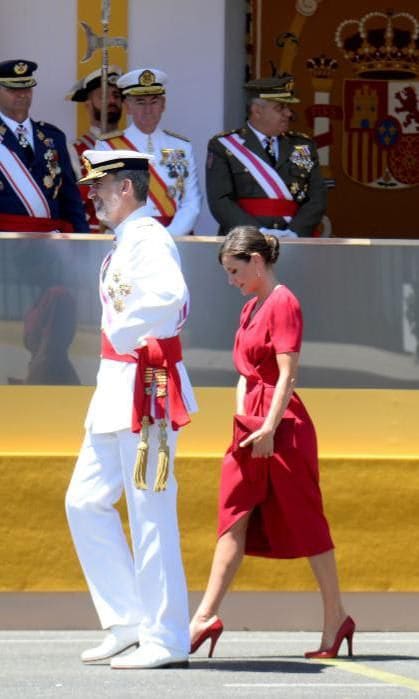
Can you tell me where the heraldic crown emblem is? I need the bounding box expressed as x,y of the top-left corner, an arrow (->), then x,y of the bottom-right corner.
14,62 -> 28,75
335,10 -> 419,79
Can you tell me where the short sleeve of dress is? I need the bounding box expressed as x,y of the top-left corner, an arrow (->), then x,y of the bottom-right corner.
268,287 -> 303,354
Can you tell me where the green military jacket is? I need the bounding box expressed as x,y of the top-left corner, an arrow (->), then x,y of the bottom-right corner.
206,125 -> 327,236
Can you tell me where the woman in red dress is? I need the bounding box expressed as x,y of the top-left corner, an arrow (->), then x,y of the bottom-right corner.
190,226 -> 354,659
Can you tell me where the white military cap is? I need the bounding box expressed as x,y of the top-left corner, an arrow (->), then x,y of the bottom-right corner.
66,65 -> 122,102
117,68 -> 168,96
79,149 -> 152,183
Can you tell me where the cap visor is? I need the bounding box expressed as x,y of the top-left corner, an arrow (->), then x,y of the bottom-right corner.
0,79 -> 37,89
122,86 -> 165,96
260,94 -> 300,104
78,171 -> 107,184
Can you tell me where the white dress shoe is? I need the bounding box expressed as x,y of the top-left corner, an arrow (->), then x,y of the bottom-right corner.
81,626 -> 139,663
111,644 -> 189,669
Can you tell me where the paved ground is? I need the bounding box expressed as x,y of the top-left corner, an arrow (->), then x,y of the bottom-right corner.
1,631 -> 419,698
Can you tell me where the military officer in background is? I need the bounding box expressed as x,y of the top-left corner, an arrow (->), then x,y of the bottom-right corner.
0,59 -> 88,233
66,66 -> 123,231
206,74 -> 326,237
96,67 -> 201,237
66,65 -> 123,176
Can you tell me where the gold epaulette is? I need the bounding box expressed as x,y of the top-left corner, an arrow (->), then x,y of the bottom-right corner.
215,127 -> 240,138
97,129 -> 124,141
288,129 -> 313,140
37,121 -> 63,134
163,128 -> 190,142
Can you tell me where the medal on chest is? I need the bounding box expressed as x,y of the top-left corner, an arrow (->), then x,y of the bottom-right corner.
160,148 -> 189,201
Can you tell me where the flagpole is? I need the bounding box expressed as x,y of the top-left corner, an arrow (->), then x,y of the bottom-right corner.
100,0 -> 111,136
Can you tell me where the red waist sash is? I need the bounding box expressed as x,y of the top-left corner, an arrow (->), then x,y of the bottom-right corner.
0,212 -> 74,233
101,332 -> 190,432
238,198 -> 298,218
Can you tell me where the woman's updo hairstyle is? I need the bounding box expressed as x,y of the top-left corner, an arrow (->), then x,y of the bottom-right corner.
218,226 -> 280,266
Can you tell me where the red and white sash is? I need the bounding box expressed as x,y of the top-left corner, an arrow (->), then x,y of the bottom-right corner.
75,131 -> 96,150
104,134 -> 177,220
0,143 -> 51,217
219,133 -> 293,202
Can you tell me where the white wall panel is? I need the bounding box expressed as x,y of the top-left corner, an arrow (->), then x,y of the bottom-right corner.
0,0 -> 77,140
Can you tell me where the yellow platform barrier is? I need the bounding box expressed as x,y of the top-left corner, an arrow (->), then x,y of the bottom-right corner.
1,386 -> 418,592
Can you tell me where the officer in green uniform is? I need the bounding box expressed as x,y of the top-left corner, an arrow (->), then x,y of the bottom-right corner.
206,74 -> 326,237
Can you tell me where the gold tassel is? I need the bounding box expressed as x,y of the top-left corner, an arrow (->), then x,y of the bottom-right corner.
154,419 -> 170,492
133,417 -> 150,489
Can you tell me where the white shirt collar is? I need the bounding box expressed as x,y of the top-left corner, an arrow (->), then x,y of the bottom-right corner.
114,206 -> 145,241
247,121 -> 279,158
0,112 -> 34,150
127,122 -> 163,141
0,111 -> 32,133
247,121 -> 269,145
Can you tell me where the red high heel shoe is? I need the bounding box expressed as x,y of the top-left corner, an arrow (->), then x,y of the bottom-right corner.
305,616 -> 356,659
190,619 -> 224,657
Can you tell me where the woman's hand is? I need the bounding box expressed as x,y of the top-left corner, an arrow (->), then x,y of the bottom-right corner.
239,427 -> 274,458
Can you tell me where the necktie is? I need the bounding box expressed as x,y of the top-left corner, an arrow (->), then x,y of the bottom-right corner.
16,124 -> 34,160
263,136 -> 276,166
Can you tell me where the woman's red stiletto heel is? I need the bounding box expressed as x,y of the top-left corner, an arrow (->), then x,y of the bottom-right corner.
190,619 -> 224,657
304,616 -> 356,659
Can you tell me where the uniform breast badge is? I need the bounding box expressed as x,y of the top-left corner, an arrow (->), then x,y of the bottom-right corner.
160,148 -> 189,201
107,271 -> 132,312
39,132 -> 62,195
290,145 -> 314,172
290,181 -> 309,202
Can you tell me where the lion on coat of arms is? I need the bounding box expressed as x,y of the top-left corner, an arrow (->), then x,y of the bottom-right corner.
395,86 -> 419,131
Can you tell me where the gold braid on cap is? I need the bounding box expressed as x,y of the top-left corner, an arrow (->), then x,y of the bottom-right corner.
81,156 -> 93,175
123,85 -> 165,96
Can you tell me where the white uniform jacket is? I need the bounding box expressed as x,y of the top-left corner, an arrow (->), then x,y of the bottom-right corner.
96,123 -> 202,237
85,211 -> 197,434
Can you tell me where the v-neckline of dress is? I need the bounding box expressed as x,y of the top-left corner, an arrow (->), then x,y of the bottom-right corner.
246,284 -> 282,325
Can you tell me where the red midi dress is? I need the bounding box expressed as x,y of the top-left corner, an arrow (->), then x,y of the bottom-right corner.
218,285 -> 333,559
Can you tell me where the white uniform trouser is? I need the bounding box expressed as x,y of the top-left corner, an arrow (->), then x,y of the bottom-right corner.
65,424 -> 189,655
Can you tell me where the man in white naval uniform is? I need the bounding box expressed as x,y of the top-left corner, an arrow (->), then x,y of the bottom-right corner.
95,67 -> 201,237
65,149 -> 196,670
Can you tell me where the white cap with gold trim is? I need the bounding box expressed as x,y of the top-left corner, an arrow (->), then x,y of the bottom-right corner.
117,68 -> 168,96
79,149 -> 152,183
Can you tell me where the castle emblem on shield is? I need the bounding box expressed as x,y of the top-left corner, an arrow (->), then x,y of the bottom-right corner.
336,10 -> 419,189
